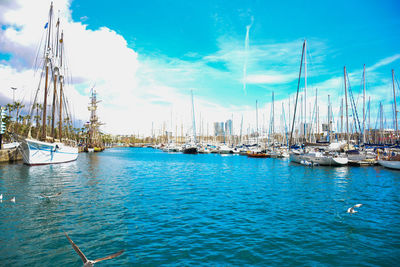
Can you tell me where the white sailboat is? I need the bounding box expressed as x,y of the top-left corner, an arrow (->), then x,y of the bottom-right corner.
19,3 -> 78,165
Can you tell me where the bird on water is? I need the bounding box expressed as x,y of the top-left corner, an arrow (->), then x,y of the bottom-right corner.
347,204 -> 363,214
65,232 -> 124,267
40,192 -> 62,199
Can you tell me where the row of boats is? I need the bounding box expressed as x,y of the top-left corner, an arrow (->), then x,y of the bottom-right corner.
151,141 -> 400,170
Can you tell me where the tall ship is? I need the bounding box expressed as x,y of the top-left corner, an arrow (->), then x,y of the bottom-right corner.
18,3 -> 78,165
84,88 -> 105,152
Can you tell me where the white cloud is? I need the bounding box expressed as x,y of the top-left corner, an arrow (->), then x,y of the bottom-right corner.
367,54 -> 400,72
246,73 -> 295,84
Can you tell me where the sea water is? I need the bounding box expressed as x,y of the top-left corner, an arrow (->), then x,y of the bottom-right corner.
0,147 -> 399,266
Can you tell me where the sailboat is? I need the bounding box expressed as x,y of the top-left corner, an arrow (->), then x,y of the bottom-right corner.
84,88 -> 105,152
377,69 -> 400,170
288,40 -> 348,166
19,3 -> 78,165
183,90 -> 198,154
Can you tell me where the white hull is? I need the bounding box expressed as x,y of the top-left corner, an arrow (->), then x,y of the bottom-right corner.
378,160 -> 400,170
290,152 -> 348,166
20,138 -> 78,165
290,153 -> 303,164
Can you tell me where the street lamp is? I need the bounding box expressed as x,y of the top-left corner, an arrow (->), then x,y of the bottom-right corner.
10,87 -> 17,104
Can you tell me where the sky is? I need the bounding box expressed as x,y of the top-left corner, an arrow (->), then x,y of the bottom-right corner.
0,0 -> 400,136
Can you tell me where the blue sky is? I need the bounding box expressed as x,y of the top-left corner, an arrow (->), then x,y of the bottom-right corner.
1,0 -> 400,134
69,0 -> 400,101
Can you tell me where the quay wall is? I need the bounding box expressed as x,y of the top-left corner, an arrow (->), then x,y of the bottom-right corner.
0,148 -> 22,163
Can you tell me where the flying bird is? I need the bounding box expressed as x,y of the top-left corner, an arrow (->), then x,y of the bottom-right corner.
10,197 -> 15,203
40,192 -> 62,199
0,194 -> 2,201
347,204 -> 363,214
65,232 -> 124,267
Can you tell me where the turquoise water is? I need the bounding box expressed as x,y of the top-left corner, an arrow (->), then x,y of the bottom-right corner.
0,147 -> 399,266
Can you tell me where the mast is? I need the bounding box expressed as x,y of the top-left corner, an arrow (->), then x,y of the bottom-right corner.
392,69 -> 398,137
58,31 -> 64,140
340,98 -> 343,139
328,95 -> 331,142
51,17 -> 59,140
368,96 -> 371,143
289,41 -> 306,146
344,66 -> 349,143
256,100 -> 259,145
191,90 -> 196,143
362,64 -> 366,145
272,91 -> 275,147
51,71 -> 57,139
304,39 -> 307,142
42,61 -> 49,140
41,3 -> 53,141
313,88 -> 318,142
240,115 -> 243,144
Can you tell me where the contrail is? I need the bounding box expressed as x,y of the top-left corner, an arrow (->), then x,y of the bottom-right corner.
242,17 -> 253,95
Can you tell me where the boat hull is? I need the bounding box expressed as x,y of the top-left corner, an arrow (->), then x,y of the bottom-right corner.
378,160 -> 400,170
20,139 -> 78,166
290,153 -> 348,166
183,147 -> 198,154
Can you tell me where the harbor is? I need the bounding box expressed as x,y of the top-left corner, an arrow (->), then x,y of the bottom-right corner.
1,147 -> 400,266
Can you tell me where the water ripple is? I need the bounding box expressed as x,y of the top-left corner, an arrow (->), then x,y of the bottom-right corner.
1,148 -> 400,265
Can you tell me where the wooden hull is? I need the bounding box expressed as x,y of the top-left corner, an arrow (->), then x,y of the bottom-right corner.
247,153 -> 270,158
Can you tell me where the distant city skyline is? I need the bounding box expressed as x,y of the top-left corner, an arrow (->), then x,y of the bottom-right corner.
0,0 -> 399,135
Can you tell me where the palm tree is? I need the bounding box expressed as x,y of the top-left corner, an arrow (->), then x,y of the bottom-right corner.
6,103 -> 14,117
14,101 -> 25,124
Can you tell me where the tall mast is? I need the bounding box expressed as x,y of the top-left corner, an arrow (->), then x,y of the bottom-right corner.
304,39 -> 307,142
51,70 -> 57,139
344,66 -> 349,143
362,64 -> 366,145
256,100 -> 259,145
340,98 -> 343,139
314,88 -> 318,141
58,31 -> 64,140
289,40 -> 305,146
51,18 -> 60,140
368,96 -> 371,143
41,3 -> 53,141
240,115 -> 243,144
191,90 -> 196,143
392,69 -> 398,137
272,91 -> 275,145
328,95 -> 331,142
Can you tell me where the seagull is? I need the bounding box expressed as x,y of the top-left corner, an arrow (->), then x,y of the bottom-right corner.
10,197 -> 15,203
40,192 -> 62,199
0,194 -> 2,201
65,232 -> 124,267
347,204 -> 363,214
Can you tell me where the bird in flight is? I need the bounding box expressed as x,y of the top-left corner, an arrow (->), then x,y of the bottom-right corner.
347,204 -> 363,214
64,232 -> 124,267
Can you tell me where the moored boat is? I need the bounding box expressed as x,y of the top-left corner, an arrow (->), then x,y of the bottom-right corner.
20,138 -> 78,165
378,154 -> 400,170
19,3 -> 78,165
